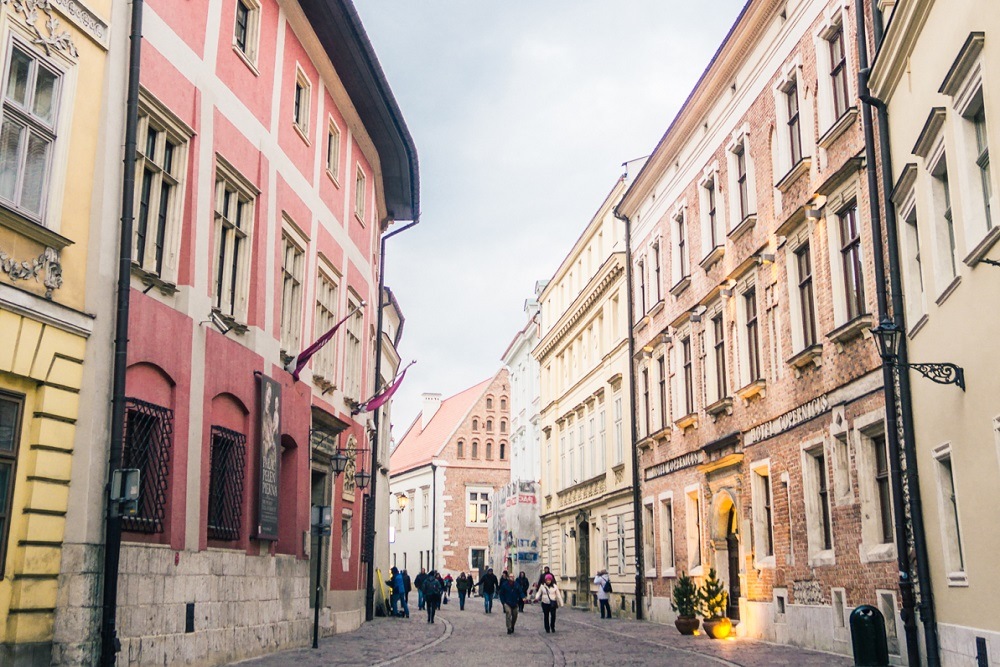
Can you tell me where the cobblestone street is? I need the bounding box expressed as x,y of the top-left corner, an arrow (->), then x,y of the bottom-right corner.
235,601 -> 854,666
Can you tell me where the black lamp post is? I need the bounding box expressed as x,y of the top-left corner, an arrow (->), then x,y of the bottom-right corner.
355,468 -> 371,491
871,318 -> 966,390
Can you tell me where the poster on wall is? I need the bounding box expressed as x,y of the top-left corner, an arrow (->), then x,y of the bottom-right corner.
257,374 -> 281,540
489,480 -> 542,583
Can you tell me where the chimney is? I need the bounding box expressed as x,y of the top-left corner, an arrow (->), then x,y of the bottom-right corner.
421,393 -> 442,430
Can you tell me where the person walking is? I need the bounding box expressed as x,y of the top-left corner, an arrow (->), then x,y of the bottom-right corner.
594,569 -> 612,619
443,573 -> 453,603
388,567 -> 409,618
414,568 -> 427,611
402,569 -> 412,610
455,572 -> 472,610
516,571 -> 530,612
533,573 -> 563,633
536,565 -> 552,590
422,570 -> 444,623
476,568 -> 500,614
498,571 -> 524,634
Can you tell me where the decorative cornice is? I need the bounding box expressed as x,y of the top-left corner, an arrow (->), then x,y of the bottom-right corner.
535,260 -> 624,360
3,0 -> 79,57
0,246 -> 62,298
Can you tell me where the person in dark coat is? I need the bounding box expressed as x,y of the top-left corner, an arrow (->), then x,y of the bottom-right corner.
536,565 -> 552,590
498,572 -> 525,634
421,569 -> 444,623
455,572 -> 472,610
414,568 -> 427,611
402,569 -> 412,608
516,571 -> 530,612
387,567 -> 409,618
476,568 -> 500,614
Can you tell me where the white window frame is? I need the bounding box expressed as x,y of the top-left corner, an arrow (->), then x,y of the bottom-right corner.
658,491 -> 675,577
613,390 -> 623,465
421,486 -> 430,528
814,9 -> 855,138
726,125 -> 757,232
212,156 -> 257,323
733,276 -> 762,389
643,498 -> 656,578
926,136 -> 960,292
292,65 -> 311,140
615,514 -> 627,576
312,260 -> 340,384
232,0 -> 262,69
705,304 -> 726,406
772,59 -> 809,180
750,459 -> 775,568
685,484 -> 703,575
466,486 -> 491,527
892,167 -> 927,327
698,164 -> 725,262
279,220 -> 307,355
824,183 -> 868,328
784,224 -> 820,355
340,510 -> 352,569
325,116 -> 341,184
354,164 -> 367,222
343,291 -> 363,400
670,203 -> 690,288
801,438 -> 835,567
931,443 -> 967,586
854,411 -> 896,563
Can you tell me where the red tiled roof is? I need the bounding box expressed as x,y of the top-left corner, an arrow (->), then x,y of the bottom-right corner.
389,377 -> 492,475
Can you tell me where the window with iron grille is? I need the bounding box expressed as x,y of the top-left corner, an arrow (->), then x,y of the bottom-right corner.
122,398 -> 173,534
0,392 -> 24,578
207,426 -> 247,541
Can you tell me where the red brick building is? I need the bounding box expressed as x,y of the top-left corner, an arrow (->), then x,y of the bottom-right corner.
618,0 -> 903,660
389,370 -> 510,578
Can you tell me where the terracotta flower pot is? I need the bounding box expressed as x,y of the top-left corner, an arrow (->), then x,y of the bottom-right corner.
703,617 -> 732,640
674,616 -> 700,635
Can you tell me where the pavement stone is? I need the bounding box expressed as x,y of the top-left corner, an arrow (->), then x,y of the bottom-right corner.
233,599 -> 855,666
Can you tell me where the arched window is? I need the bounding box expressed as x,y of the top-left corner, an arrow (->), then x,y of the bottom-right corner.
457,440 -> 464,458
500,442 -> 506,460
501,397 -> 508,411
471,441 -> 479,458
500,420 -> 507,434
486,419 -> 493,432
486,396 -> 494,409
472,418 -> 479,431
486,442 -> 493,460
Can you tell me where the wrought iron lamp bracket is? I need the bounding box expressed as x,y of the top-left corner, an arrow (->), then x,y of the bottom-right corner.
979,258 -> 1000,268
896,361 -> 966,391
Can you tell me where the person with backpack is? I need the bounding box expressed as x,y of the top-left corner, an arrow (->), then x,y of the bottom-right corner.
476,567 -> 500,614
422,570 -> 444,623
516,571 -> 530,612
533,572 -> 564,633
402,569 -> 412,609
498,571 -> 524,634
594,568 -> 613,618
413,568 -> 427,611
455,572 -> 472,610
387,567 -> 409,618
443,573 -> 453,604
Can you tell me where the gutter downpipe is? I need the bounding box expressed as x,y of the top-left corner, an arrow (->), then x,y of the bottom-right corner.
101,0 -> 143,663
365,217 -> 419,622
613,204 -> 645,620
856,2 -> 939,665
431,462 -> 437,571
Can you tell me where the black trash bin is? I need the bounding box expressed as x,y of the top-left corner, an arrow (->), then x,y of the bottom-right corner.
850,604 -> 890,666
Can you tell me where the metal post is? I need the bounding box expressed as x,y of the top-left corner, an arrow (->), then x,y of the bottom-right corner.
313,525 -> 322,649
101,0 -> 143,662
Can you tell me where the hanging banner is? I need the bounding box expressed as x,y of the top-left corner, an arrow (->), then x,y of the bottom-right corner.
257,375 -> 281,540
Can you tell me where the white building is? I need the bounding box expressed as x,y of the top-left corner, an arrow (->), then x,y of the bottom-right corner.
502,282 -> 546,484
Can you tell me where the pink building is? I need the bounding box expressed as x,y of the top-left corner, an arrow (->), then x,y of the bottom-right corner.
53,0 -> 418,663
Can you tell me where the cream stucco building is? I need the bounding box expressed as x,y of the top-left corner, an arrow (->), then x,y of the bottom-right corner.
870,1 -> 1000,664
535,177 -> 638,615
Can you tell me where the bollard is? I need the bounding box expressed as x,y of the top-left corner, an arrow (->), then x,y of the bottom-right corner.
850,604 -> 890,667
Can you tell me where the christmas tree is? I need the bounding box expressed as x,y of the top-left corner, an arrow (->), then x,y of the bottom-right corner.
697,568 -> 729,619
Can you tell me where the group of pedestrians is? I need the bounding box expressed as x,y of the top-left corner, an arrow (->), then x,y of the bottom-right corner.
387,567 -> 450,623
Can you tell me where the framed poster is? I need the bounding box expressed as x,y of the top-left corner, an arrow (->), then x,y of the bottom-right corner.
257,375 -> 281,540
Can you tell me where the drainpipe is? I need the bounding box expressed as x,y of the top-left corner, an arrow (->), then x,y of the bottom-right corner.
365,217 -> 419,621
100,0 -> 143,662
612,204 -> 645,620
430,462 -> 437,571
854,2 -> 939,664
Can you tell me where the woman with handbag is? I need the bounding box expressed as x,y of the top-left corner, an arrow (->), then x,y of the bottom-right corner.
533,572 -> 564,633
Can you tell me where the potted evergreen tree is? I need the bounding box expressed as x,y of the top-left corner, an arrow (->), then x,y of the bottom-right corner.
697,568 -> 732,639
670,572 -> 700,635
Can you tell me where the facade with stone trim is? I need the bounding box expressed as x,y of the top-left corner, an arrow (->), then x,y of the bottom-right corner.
535,177 -> 638,616
618,0 -> 905,660
50,0 -> 418,663
0,0 -> 111,661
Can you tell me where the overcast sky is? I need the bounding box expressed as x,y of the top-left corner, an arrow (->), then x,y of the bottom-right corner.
353,1 -> 746,434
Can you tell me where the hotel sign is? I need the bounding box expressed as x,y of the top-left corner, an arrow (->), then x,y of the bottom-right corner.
744,394 -> 830,446
645,451 -> 702,481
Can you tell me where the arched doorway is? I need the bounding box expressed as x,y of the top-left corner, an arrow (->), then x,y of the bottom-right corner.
725,507 -> 741,620
711,490 -> 741,622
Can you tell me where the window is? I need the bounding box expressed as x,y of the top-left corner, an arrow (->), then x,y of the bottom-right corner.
659,498 -> 674,572
637,258 -> 646,312
457,440 -> 464,458
486,442 -> 493,460
588,416 -> 596,475
0,42 -> 62,223
232,0 -> 260,63
934,447 -> 965,582
613,392 -> 623,465
707,178 -> 718,247
641,367 -> 651,436
408,491 -> 415,529
972,106 -> 992,230
213,160 -> 255,321
839,205 -> 865,320
354,166 -> 366,220
872,433 -> 893,545
751,464 -> 774,561
681,336 -> 694,416
577,421 -> 585,480
325,119 -> 341,181
745,289 -> 761,382
133,101 -> 189,279
616,516 -> 627,575
817,452 -> 832,549
468,491 -> 489,524
500,420 -> 507,434
292,69 -> 311,136
657,356 -> 667,430
280,232 -> 305,354
486,418 -> 494,432
422,488 -> 429,527
313,270 -> 339,382
796,243 -> 817,347
686,488 -> 702,571
700,172 -> 725,254
652,242 -> 662,302
559,434 -> 566,489
829,26 -> 849,119
673,210 -> 689,283
341,514 -> 352,563
122,398 -> 173,534
343,296 -> 362,399
500,397 -> 507,410
499,442 -> 506,460
486,397 -> 494,410
207,426 -> 247,541
803,445 -> 834,562
598,406 -> 606,472
713,314 -> 727,400
901,195 -> 926,322
787,82 -> 803,165
930,151 -> 959,281
0,393 -> 24,577
731,141 -> 753,224
471,440 -> 479,459
472,418 -> 479,431
643,503 -> 655,576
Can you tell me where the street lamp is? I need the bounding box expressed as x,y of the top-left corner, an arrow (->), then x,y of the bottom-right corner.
310,504 -> 332,649
870,318 -> 965,390
355,468 -> 371,490
331,448 -> 348,475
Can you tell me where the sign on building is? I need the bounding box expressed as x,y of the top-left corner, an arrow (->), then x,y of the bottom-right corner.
257,375 -> 281,540
490,480 -> 542,582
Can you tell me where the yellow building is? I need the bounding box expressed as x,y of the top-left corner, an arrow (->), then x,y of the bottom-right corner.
0,0 -> 110,661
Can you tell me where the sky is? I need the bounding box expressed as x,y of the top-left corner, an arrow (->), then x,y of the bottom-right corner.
353,1 -> 747,435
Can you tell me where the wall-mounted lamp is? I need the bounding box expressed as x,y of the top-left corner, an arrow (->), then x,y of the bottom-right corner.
757,253 -> 776,265
689,305 -> 707,323
656,331 -> 672,346
871,318 -> 966,391
805,207 -> 822,220
569,528 -> 577,539
390,493 -> 409,514
720,279 -> 736,298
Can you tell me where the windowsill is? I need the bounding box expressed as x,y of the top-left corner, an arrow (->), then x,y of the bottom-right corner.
947,571 -> 969,587
232,44 -> 260,76
132,265 -> 178,296
688,565 -> 704,577
861,542 -> 896,563
907,313 -> 929,339
674,412 -> 698,431
293,122 -> 311,146
728,213 -> 757,241
934,274 -> 962,307
754,555 -> 776,570
787,343 -> 823,374
775,157 -> 812,193
648,299 -> 665,318
211,308 -> 248,335
826,313 -> 872,352
0,205 -> 73,250
705,397 -> 733,419
735,378 -> 766,403
964,225 -> 1000,267
645,568 -> 657,578
325,168 -> 341,188
354,212 -> 366,227
808,548 -> 836,568
633,314 -> 650,334
660,567 -> 676,579
669,276 -> 691,297
699,245 -> 725,272
817,108 -> 858,149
